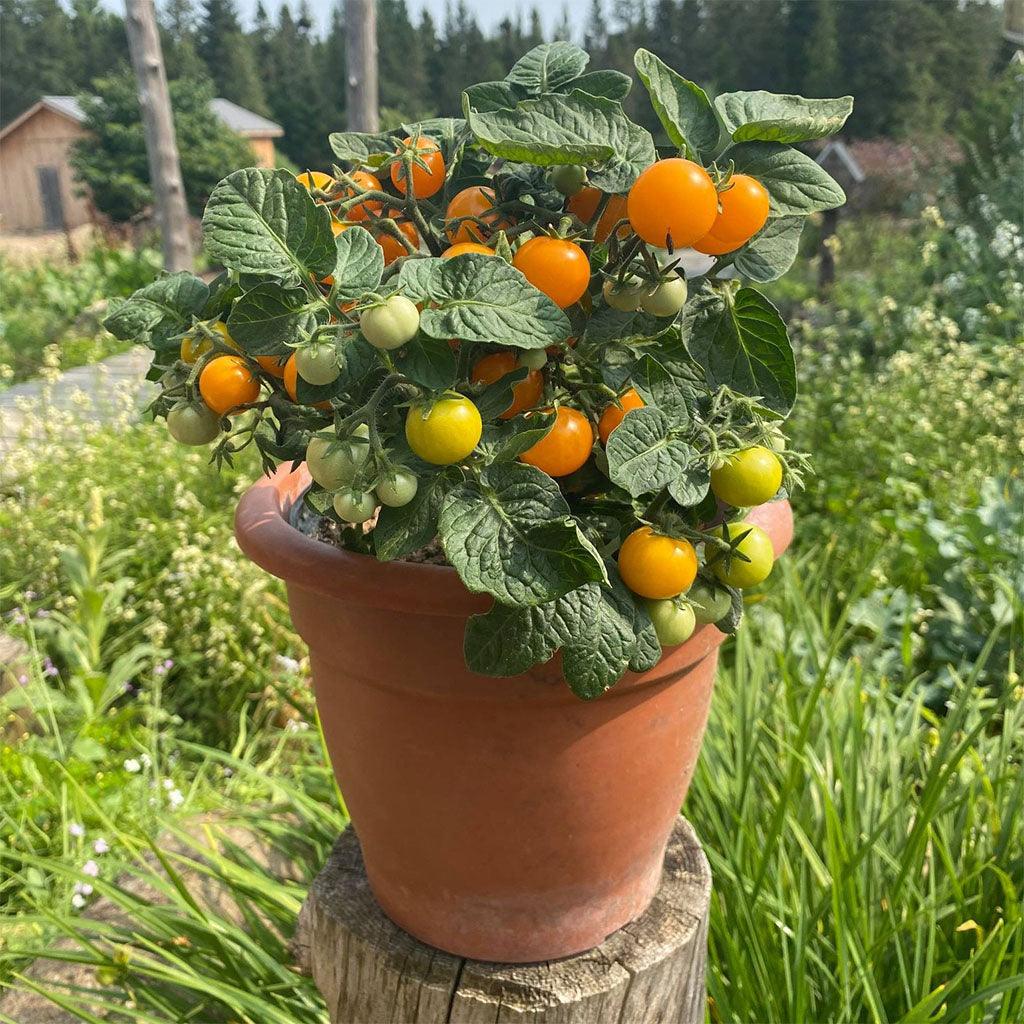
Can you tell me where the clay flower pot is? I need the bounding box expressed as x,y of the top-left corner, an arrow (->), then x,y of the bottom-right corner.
235,464 -> 793,963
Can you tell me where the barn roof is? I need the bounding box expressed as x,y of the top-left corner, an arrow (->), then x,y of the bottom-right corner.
0,95 -> 283,141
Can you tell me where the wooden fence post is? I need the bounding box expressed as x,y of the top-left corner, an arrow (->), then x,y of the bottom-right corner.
345,0 -> 379,132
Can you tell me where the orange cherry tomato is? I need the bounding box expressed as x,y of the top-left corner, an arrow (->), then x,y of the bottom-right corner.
627,159 -> 718,249
342,170 -> 383,221
445,186 -> 506,244
199,355 -> 260,416
598,387 -> 644,445
519,406 -> 593,477
566,188 -> 629,243
512,236 -> 590,308
373,210 -> 420,265
442,241 -> 495,258
693,174 -> 770,254
618,526 -> 698,599
470,351 -> 544,420
390,135 -> 444,198
295,170 -> 334,197
283,353 -> 331,410
255,354 -> 288,378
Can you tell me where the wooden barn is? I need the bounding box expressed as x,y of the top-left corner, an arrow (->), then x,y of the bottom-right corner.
0,95 -> 283,233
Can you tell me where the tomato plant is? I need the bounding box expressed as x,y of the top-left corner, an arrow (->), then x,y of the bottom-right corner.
106,42 -> 850,699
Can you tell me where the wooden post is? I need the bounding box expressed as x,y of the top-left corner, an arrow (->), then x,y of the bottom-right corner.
295,818 -> 711,1023
345,0 -> 379,132
123,0 -> 194,272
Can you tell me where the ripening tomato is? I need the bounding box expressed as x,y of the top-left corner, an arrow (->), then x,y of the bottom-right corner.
283,353 -> 332,410
390,136 -> 445,198
708,522 -> 775,589
166,403 -> 221,446
296,170 -> 334,197
198,355 -> 260,416
566,188 -> 629,243
343,170 -> 383,221
640,276 -> 688,317
693,174 -> 770,255
627,159 -> 718,249
470,351 -> 544,420
519,406 -> 593,477
618,526 -> 698,600
360,295 -> 420,350
598,387 -> 644,444
374,211 -> 420,265
375,468 -> 419,508
645,598 -> 697,646
686,580 -> 733,625
442,241 -> 495,258
512,236 -> 590,308
446,186 -> 506,244
180,320 -> 237,363
333,489 -> 377,524
710,445 -> 783,507
295,344 -> 340,386
405,393 -> 483,464
255,354 -> 288,378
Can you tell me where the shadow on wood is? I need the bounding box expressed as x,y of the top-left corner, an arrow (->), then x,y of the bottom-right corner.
295,817 -> 711,1023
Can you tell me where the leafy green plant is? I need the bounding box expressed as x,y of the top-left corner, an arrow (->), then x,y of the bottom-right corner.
105,42 -> 853,698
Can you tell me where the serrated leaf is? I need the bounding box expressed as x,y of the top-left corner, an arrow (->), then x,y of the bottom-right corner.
201,272 -> 241,318
227,284 -> 323,355
627,594 -> 662,673
202,168 -> 336,284
102,273 -> 209,351
330,226 -> 384,302
727,142 -> 845,215
714,586 -> 745,634
478,412 -> 556,464
336,336 -> 385,396
393,334 -> 457,390
473,365 -> 529,420
462,80 -> 524,113
583,306 -> 670,346
419,254 -> 571,349
733,217 -> 804,282
439,462 -> 607,606
328,130 -> 395,167
668,464 -> 710,507
716,91 -> 853,144
684,286 -> 796,414
395,257 -> 443,303
374,472 -> 451,561
605,407 -> 697,498
631,354 -> 695,424
565,70 -> 632,102
505,42 -> 589,93
633,48 -> 719,160
305,486 -> 333,515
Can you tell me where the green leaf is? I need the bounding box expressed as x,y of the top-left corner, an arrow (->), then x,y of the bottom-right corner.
202,168 -> 336,285
684,286 -> 797,414
733,217 -> 805,282
374,472 -> 451,561
102,273 -> 209,351
393,334 -> 457,390
714,586 -> 745,634
227,285 -> 323,355
439,463 -> 607,606
605,407 -> 697,498
477,411 -> 556,464
668,464 -> 710,507
330,226 -> 383,302
565,70 -> 632,102
328,130 -> 396,167
505,42 -> 589,93
462,81 -> 524,113
728,142 -> 845,215
473,365 -> 530,420
583,306 -> 670,346
419,254 -> 572,350
394,256 -> 443,304
336,336 -> 384,396
633,49 -> 720,160
631,354 -> 696,424
716,91 -> 854,143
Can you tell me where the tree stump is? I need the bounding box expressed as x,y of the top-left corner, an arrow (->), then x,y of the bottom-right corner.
295,818 -> 711,1024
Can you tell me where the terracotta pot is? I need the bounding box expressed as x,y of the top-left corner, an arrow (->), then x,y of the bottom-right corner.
235,465 -> 793,962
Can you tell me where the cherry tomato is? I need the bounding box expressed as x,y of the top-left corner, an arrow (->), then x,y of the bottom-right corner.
198,355 -> 260,416
598,387 -> 644,445
295,170 -> 334,197
551,164 -> 587,197
446,186 -> 506,244
390,136 -> 444,198
283,354 -> 332,409
374,211 -> 420,265
442,241 -> 495,259
167,403 -> 221,446
342,170 -> 383,221
519,349 -> 547,370
686,580 -> 733,625
295,344 -> 340,385
470,351 -> 544,420
693,174 -> 770,254
627,159 -> 718,249
180,321 -> 236,363
519,406 -> 593,477
709,522 -> 775,588
376,468 -> 419,507
709,446 -> 783,507
333,489 -> 377,524
330,219 -> 348,237
405,393 -> 483,464
618,526 -> 698,600
602,276 -> 648,312
360,295 -> 420,350
640,276 -> 688,317
645,598 -> 696,646
512,236 -> 590,308
255,354 -> 288,378
567,188 -> 629,243
307,434 -> 356,489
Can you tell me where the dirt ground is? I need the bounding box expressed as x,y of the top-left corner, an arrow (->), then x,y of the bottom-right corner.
0,224 -> 103,267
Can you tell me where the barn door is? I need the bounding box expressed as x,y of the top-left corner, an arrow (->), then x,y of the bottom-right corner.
37,166 -> 65,230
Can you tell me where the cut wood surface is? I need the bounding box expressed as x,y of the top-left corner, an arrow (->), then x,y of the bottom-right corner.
296,817 -> 711,1024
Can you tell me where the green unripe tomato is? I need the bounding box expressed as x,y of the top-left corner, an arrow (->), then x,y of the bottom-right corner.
645,598 -> 697,647
518,348 -> 548,370
709,522 -> 775,589
602,276 -> 647,312
710,446 -> 783,508
686,581 -> 733,625
640,276 -> 688,317
306,434 -> 357,489
166,403 -> 221,446
360,295 -> 420,350
346,422 -> 371,469
550,164 -> 587,197
333,489 -> 377,524
376,468 -> 419,507
295,344 -> 340,385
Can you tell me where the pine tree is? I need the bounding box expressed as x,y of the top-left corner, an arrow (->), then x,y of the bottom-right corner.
801,0 -> 840,98
584,0 -> 608,56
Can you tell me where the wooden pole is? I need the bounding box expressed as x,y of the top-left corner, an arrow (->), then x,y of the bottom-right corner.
295,819 -> 711,1023
344,0 -> 379,132
123,0 -> 194,272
